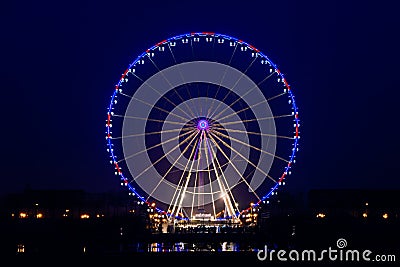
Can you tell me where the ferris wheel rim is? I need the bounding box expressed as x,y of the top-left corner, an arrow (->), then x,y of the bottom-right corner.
105,32 -> 300,220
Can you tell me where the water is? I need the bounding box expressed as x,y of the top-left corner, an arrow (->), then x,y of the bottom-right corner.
146,241 -> 252,252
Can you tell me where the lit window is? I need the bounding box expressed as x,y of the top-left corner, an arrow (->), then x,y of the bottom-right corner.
362,213 -> 368,218
316,213 -> 326,218
19,212 -> 28,219
382,213 -> 389,219
17,244 -> 25,253
36,213 -> 43,219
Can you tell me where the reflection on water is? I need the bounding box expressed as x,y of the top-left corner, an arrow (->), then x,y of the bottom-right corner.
221,241 -> 239,251
147,241 -> 247,252
12,240 -> 255,255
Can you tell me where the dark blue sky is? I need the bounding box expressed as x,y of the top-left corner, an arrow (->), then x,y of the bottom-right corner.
1,0 -> 399,196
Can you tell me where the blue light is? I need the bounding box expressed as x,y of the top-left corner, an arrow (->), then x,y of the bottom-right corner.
197,119 -> 209,131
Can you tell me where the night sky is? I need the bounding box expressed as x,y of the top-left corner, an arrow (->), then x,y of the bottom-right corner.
1,0 -> 399,196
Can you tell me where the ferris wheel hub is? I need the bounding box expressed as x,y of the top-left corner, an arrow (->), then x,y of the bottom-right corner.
197,119 -> 209,131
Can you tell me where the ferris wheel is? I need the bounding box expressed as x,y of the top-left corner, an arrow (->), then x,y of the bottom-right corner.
105,32 -> 300,222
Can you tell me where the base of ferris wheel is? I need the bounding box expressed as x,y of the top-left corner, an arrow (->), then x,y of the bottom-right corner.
149,206 -> 260,235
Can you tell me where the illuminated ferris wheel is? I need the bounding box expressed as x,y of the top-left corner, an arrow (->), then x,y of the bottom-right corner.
105,32 -> 300,222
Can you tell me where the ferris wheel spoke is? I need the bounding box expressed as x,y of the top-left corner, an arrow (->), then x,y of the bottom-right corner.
232,167 -> 257,188
117,129 -> 195,164
167,43 -> 201,117
113,114 -> 193,127
190,166 -> 198,219
146,55 -> 197,119
175,132 -> 203,217
205,136 -> 232,217
163,161 -> 191,175
146,129 -> 201,203
213,91 -> 286,124
130,130 -> 199,184
206,42 -> 239,119
257,71 -> 278,86
205,135 -> 238,218
202,130 -> 217,219
195,83 -> 206,117
267,92 -> 286,102
212,126 -> 294,140
218,145 -> 245,170
209,56 -> 258,119
204,83 -> 212,118
169,131 -> 203,218
190,134 -> 203,219
207,72 -> 277,122
130,71 -> 193,121
212,129 -> 290,164
207,133 -> 261,201
213,99 -> 264,123
120,92 -> 189,123
213,114 -> 293,127
209,131 -> 277,183
167,134 -> 199,218
112,126 -> 193,140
